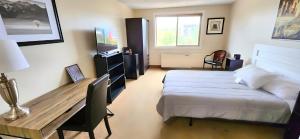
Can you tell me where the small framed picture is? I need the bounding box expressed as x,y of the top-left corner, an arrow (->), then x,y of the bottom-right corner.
65,64 -> 85,83
206,18 -> 225,35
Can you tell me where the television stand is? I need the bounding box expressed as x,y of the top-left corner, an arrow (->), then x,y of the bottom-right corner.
94,52 -> 126,108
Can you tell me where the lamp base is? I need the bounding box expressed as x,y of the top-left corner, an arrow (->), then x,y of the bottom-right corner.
3,106 -> 30,121
0,73 -> 30,121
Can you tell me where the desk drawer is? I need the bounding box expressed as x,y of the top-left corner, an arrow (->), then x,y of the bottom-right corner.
41,99 -> 86,138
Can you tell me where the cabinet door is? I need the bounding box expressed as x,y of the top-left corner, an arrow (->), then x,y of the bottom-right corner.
142,19 -> 149,69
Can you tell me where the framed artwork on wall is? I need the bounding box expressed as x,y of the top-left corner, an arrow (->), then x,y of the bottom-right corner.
273,0 -> 300,40
206,18 -> 225,35
0,0 -> 64,46
65,64 -> 85,83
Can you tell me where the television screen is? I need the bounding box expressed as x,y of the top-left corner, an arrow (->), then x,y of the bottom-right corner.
95,28 -> 105,45
95,28 -> 118,53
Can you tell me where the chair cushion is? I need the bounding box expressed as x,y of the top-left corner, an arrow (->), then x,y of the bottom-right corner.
205,60 -> 222,65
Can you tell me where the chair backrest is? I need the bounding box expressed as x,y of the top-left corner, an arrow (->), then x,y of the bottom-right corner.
213,50 -> 227,63
85,74 -> 109,129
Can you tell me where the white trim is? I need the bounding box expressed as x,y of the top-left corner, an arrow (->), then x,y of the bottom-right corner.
153,10 -> 205,17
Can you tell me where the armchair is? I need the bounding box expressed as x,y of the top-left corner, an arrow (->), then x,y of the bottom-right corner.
203,50 -> 227,70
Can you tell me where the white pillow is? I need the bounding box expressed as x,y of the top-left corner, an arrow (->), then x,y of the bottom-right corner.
234,64 -> 255,73
234,65 -> 276,89
262,77 -> 300,100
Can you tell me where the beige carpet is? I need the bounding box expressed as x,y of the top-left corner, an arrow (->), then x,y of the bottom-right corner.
51,68 -> 284,139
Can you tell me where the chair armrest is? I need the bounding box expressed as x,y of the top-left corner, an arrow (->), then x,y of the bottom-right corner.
204,53 -> 214,61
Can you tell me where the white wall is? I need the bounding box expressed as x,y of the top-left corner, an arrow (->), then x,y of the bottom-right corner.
227,0 -> 300,64
0,0 -> 133,115
134,4 -> 232,66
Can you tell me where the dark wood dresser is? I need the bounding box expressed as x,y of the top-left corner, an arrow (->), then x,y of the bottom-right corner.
285,93 -> 300,139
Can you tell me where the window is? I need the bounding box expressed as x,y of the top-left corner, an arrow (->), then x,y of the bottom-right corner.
156,15 -> 201,47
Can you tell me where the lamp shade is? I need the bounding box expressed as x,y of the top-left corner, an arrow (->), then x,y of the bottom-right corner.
0,40 -> 29,73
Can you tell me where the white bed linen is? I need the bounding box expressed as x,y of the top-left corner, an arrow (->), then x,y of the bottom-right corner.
157,70 -> 291,124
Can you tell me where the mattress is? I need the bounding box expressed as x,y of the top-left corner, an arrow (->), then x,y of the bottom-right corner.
156,70 -> 292,124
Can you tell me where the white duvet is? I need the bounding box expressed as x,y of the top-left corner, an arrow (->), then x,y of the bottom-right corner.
156,70 -> 291,124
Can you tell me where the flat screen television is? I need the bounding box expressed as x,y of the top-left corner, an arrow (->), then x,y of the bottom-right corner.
95,28 -> 118,54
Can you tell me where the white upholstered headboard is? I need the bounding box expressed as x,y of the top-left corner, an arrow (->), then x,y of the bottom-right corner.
252,44 -> 300,83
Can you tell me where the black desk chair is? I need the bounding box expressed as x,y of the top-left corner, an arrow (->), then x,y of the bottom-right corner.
203,50 -> 227,70
57,74 -> 112,139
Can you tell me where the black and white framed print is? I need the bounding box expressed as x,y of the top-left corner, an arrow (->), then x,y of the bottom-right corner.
65,64 -> 85,83
206,18 -> 225,35
0,0 -> 64,46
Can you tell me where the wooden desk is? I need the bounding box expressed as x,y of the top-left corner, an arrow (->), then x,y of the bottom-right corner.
0,78 -> 95,139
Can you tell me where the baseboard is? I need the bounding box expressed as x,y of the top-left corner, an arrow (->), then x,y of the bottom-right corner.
149,65 -> 161,68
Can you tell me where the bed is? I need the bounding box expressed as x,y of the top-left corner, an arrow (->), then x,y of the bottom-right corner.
156,44 -> 300,124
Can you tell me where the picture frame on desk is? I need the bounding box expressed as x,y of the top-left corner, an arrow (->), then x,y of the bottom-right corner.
66,64 -> 85,83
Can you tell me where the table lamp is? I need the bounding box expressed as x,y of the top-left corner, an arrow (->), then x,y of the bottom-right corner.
0,40 -> 30,121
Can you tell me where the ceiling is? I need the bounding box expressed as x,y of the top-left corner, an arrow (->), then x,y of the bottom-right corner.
118,0 -> 235,9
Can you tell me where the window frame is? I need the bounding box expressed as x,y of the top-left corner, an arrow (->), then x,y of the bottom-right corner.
155,13 -> 202,48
